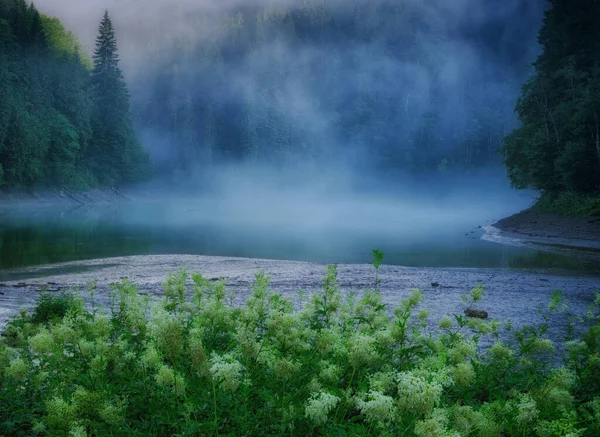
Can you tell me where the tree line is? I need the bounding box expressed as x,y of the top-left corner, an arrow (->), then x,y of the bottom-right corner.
2,0 -> 598,198
0,0 -> 151,190
502,0 -> 600,195
130,0 -> 542,179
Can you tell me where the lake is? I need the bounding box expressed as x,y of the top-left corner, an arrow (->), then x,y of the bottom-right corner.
1,192 -> 598,275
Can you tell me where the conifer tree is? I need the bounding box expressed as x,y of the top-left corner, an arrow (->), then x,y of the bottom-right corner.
88,10 -> 151,185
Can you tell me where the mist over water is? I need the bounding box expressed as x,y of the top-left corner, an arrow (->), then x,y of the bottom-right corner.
2,1 -> 563,271
0,168 -> 542,271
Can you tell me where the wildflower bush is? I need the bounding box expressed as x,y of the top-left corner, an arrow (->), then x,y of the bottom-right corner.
1,266 -> 599,436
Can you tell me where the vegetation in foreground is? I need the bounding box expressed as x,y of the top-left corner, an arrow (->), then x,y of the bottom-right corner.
1,266 -> 599,436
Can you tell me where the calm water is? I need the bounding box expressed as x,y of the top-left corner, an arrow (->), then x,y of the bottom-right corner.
0,198 -> 598,276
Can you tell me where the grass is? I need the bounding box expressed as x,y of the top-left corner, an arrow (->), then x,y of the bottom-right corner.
534,192 -> 600,217
0,267 -> 599,436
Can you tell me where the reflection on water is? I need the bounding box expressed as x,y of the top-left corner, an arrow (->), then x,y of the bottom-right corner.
0,203 -> 598,274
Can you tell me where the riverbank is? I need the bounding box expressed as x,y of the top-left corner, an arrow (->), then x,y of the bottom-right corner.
1,255 -> 598,340
482,208 -> 600,262
0,188 -> 133,206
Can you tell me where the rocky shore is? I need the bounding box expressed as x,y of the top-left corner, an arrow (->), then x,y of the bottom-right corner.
1,255 -> 598,344
482,208 -> 600,262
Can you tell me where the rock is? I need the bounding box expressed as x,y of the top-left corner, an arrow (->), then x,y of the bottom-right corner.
465,308 -> 488,319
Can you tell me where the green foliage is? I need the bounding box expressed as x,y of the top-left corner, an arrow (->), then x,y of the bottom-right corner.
534,192 -> 600,217
462,283 -> 485,307
503,0 -> 600,195
40,15 -> 90,67
1,271 -> 599,436
372,249 -> 384,288
87,11 -> 152,186
30,292 -> 76,325
0,2 -> 151,189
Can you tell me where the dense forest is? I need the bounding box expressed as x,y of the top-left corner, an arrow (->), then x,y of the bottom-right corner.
502,0 -> 600,196
2,0 -> 600,200
129,0 -> 544,178
0,0 -> 151,189
1,0 -> 546,190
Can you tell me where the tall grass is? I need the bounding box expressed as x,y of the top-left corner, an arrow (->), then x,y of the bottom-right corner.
0,267 -> 599,436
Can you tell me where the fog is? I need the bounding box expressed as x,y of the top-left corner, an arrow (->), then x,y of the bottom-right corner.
27,0 -> 544,256
1,166 -> 535,270
33,0 -> 546,174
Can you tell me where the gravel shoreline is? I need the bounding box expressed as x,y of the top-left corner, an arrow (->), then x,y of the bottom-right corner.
1,255 -> 599,346
482,208 -> 600,264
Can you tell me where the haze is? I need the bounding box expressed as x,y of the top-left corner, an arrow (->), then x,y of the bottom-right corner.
28,0 -> 545,246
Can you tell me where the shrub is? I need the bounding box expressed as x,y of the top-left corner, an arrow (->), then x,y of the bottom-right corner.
0,269 -> 598,436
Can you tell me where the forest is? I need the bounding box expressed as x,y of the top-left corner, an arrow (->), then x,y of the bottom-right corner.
0,0 -> 151,189
127,0 -> 542,178
1,0 -> 599,202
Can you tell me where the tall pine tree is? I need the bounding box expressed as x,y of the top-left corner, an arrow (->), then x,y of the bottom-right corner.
88,10 -> 151,185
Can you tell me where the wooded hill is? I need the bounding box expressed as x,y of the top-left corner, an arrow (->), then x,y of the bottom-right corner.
0,0 -> 151,190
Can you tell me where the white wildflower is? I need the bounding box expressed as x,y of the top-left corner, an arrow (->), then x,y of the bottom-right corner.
448,341 -> 477,364
7,357 -> 28,380
29,329 -> 53,354
414,408 -> 459,437
368,371 -> 397,393
453,362 -> 476,388
397,371 -> 444,416
305,391 -> 340,426
533,338 -> 554,354
45,397 -> 77,429
319,361 -> 342,384
357,391 -> 396,425
209,352 -> 244,393
141,345 -> 161,369
515,393 -> 538,425
348,334 -> 378,368
488,342 -> 513,361
155,364 -> 175,387
89,313 -> 111,339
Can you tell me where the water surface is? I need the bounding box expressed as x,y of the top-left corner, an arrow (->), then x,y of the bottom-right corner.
1,197 -> 598,275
